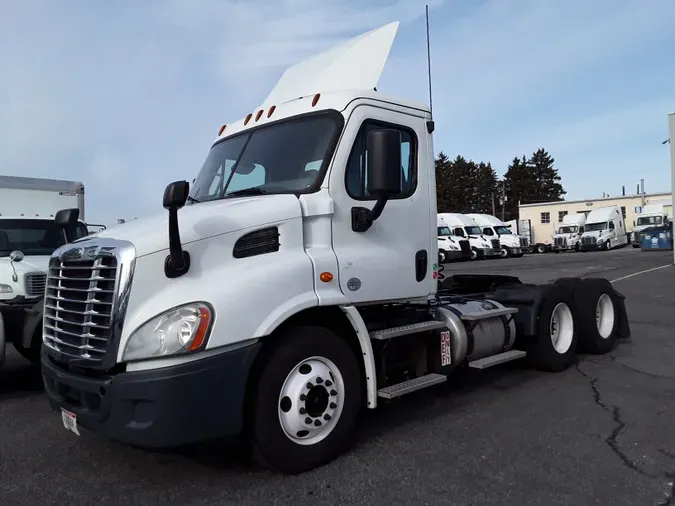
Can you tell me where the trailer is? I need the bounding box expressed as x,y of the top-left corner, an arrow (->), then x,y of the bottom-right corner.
39,23 -> 630,474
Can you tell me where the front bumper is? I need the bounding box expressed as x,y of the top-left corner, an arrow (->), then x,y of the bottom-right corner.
507,247 -> 522,255
580,241 -> 604,251
41,342 -> 261,448
445,250 -> 471,261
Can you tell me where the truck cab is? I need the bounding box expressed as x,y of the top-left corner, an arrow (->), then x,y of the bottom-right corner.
580,206 -> 628,251
437,218 -> 471,263
437,213 -> 498,260
552,213 -> 586,252
39,21 -> 627,475
466,213 -> 523,258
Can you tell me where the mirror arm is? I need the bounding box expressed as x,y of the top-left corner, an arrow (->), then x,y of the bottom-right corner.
164,207 -> 190,278
350,193 -> 390,233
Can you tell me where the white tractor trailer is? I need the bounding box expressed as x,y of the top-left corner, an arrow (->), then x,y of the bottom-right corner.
40,22 -> 630,474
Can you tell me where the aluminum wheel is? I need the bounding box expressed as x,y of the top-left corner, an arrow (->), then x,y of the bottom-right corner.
278,356 -> 345,446
549,302 -> 574,354
596,293 -> 615,339
500,247 -> 508,258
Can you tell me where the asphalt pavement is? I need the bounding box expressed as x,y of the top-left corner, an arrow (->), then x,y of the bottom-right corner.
1,247 -> 674,505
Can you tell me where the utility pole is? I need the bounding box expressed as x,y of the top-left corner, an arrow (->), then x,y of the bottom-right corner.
491,192 -> 496,216
640,178 -> 645,208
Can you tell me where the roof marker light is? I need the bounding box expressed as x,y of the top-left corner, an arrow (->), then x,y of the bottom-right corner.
255,110 -> 263,121
218,124 -> 227,135
244,113 -> 253,125
267,105 -> 276,118
312,93 -> 320,107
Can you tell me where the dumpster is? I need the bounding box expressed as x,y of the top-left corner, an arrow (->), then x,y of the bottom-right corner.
639,225 -> 673,251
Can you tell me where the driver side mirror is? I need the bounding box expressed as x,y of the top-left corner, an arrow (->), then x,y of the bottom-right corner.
367,129 -> 402,196
163,181 -> 190,210
55,208 -> 80,243
9,250 -> 24,263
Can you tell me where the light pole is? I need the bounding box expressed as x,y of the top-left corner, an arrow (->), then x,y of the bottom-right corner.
668,112 -> 674,264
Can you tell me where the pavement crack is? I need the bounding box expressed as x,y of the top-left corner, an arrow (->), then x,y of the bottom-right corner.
575,361 -> 650,477
621,364 -> 675,381
658,472 -> 675,506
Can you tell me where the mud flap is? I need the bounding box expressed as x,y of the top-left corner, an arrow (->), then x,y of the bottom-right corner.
20,299 -> 44,350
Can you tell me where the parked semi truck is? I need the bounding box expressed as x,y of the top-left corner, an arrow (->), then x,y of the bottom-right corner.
438,213 -> 499,259
437,217 -> 471,263
1,176 -> 87,366
466,213 -> 524,258
580,206 -> 628,251
40,23 -> 629,474
632,199 -> 672,247
552,213 -> 586,252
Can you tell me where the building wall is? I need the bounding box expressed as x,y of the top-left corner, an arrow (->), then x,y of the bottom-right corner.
669,112 -> 675,264
519,192 -> 672,245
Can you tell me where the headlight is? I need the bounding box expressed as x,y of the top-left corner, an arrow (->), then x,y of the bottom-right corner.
0,284 -> 13,294
122,302 -> 213,362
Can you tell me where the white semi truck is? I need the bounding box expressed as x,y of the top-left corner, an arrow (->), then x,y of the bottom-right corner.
438,213 -> 499,259
40,23 -> 629,474
466,213 -> 524,258
0,176 -> 88,366
580,206 -> 628,251
552,213 -> 587,252
437,218 -> 471,263
632,199 -> 672,247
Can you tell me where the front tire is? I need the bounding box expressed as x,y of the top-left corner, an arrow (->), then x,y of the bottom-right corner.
251,325 -> 362,474
500,247 -> 509,258
439,249 -> 448,264
470,248 -> 478,260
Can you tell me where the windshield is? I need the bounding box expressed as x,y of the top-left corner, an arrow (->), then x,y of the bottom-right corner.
558,226 -> 578,234
438,226 -> 452,236
637,216 -> 662,226
494,225 -> 511,235
465,226 -> 482,235
586,222 -> 608,232
189,113 -> 341,202
0,219 -> 75,257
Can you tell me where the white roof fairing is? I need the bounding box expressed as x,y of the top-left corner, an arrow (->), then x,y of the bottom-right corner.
261,22 -> 400,107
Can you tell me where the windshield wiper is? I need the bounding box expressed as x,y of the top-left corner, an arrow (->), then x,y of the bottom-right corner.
225,187 -> 268,197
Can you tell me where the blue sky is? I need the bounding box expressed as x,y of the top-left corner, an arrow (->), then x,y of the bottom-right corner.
2,0 -> 674,224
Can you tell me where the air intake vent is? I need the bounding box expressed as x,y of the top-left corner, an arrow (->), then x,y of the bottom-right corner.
233,227 -> 280,259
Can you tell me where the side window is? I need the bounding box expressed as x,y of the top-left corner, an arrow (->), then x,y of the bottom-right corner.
75,223 -> 89,239
345,121 -> 417,200
454,228 -> 465,237
483,228 -> 493,236
579,226 -> 585,234
609,221 -> 615,231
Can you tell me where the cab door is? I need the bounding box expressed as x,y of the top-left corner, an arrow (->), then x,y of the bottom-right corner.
329,105 -> 434,303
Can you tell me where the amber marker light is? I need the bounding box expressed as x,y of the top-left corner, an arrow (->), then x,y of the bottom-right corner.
218,124 -> 227,135
319,272 -> 333,282
187,307 -> 212,352
312,93 -> 321,107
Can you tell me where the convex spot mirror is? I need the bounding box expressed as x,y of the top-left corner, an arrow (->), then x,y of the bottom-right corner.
9,251 -> 24,262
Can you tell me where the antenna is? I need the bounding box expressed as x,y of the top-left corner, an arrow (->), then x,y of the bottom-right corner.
425,4 -> 433,115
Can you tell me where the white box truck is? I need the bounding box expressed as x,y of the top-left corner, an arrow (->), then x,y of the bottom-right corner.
0,176 -> 87,366
580,206 -> 628,251
39,23 -> 629,474
552,213 -> 587,252
632,199 -> 672,247
438,213 -> 500,259
437,217 -> 471,263
466,214 -> 524,258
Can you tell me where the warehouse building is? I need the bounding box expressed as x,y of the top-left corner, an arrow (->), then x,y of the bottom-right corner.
519,190 -> 672,247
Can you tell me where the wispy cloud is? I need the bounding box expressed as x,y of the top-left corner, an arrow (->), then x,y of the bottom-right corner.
1,0 -> 673,223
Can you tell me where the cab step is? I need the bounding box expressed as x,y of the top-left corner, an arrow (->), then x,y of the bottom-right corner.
460,307 -> 518,321
369,320 -> 447,340
377,373 -> 447,399
468,349 -> 526,369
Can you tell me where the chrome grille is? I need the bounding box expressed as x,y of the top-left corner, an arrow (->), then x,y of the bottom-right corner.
582,236 -> 597,245
43,254 -> 118,363
491,239 -> 500,252
519,237 -> 529,247
554,237 -> 566,247
459,240 -> 470,253
25,273 -> 47,297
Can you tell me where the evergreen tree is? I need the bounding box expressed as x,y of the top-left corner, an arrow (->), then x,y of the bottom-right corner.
474,161 -> 499,214
435,151 -> 453,212
502,155 -> 532,221
528,148 -> 565,202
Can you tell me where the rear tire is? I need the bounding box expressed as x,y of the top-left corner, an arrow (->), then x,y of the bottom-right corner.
251,325 -> 362,474
527,284 -> 579,372
571,279 -> 619,354
536,244 -> 546,254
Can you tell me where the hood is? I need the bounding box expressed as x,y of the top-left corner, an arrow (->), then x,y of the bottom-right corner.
0,255 -> 51,275
499,234 -> 519,246
262,22 -> 399,107
88,195 -> 303,257
582,230 -> 603,238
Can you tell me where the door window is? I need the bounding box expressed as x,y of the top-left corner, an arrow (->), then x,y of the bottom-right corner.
483,228 -> 494,236
345,121 -> 417,200
454,228 -> 465,237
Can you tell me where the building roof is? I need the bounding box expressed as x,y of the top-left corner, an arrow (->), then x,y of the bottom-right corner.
518,192 -> 671,209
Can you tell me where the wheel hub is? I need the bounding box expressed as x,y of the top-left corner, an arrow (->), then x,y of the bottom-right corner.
278,356 -> 344,446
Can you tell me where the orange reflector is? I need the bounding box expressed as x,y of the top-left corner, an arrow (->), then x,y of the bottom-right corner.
319,272 -> 333,283
312,93 -> 321,107
244,113 -> 252,125
218,124 -> 227,135
187,307 -> 211,352
255,110 -> 263,121
267,105 -> 276,118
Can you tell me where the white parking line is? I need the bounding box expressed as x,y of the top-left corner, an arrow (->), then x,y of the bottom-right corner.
610,264 -> 673,283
